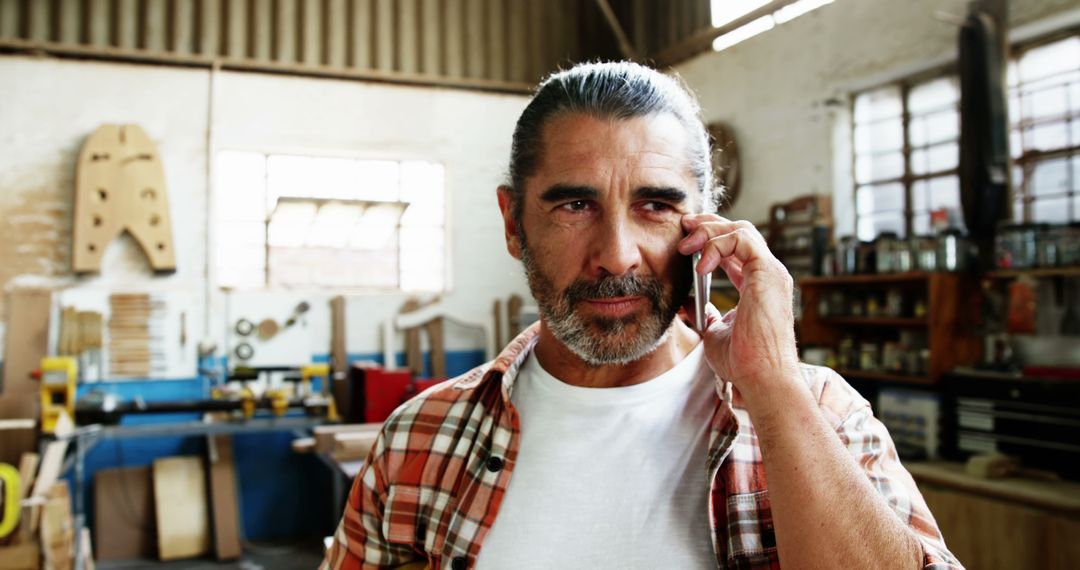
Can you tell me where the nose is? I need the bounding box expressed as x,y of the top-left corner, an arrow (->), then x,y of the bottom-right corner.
589,213 -> 642,277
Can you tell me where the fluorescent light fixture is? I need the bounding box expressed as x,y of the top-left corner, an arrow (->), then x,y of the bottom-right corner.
711,0 -> 772,28
773,0 -> 833,24
712,15 -> 775,52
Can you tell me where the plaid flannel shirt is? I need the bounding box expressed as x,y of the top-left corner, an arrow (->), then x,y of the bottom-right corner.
321,324 -> 962,570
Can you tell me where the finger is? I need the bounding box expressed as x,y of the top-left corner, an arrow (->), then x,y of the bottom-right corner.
681,213 -> 729,232
697,228 -> 763,275
718,257 -> 745,289
678,219 -> 763,255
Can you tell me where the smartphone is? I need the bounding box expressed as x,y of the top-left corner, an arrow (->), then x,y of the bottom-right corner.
691,251 -> 712,332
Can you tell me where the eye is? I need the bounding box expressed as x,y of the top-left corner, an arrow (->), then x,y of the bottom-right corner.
559,200 -> 591,212
640,201 -> 674,212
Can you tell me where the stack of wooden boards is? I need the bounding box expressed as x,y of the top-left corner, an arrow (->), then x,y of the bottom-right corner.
93,437 -> 242,562
107,293 -> 166,378
0,413 -> 89,570
295,423 -> 382,462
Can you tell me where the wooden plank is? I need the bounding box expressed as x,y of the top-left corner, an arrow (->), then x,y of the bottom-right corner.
2,288 -> 51,405
152,456 -> 210,560
443,0 -> 462,77
0,541 -> 40,570
17,453 -> 39,500
40,483 -> 73,570
325,0 -> 346,67
395,0 -> 416,73
425,317 -> 446,378
298,0 -> 318,65
30,412 -> 73,504
313,423 -> 381,453
373,0 -> 392,71
485,0 -> 503,81
93,466 -> 154,561
206,436 -> 241,560
330,296 -> 347,382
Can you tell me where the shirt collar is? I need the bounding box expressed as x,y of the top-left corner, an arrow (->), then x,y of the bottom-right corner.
456,321 -> 731,406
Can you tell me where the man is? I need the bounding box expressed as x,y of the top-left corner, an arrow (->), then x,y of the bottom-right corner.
321,62 -> 961,570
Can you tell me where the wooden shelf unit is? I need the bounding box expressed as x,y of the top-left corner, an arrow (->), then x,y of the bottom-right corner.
799,272 -> 983,384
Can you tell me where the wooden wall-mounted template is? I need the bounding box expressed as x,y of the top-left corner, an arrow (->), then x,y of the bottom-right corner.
73,124 -> 176,274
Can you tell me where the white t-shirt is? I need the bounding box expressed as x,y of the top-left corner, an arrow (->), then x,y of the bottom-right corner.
474,342 -> 717,569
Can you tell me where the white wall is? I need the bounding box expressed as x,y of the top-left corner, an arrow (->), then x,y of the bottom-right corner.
0,55 -> 531,373
676,0 -> 1080,236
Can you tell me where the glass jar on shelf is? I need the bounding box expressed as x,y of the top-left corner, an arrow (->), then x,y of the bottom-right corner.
875,232 -> 900,273
912,235 -> 937,272
1060,222 -> 1080,267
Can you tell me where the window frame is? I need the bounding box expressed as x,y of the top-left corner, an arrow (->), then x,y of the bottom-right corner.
851,26 -> 1080,237
851,64 -> 960,240
1008,28 -> 1080,223
211,149 -> 451,295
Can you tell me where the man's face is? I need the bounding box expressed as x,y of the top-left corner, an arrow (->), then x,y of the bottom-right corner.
503,112 -> 699,365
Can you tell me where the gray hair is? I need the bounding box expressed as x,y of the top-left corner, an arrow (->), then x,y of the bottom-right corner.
506,61 -> 718,222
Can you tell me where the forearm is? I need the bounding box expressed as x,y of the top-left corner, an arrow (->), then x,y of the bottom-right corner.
741,371 -> 923,570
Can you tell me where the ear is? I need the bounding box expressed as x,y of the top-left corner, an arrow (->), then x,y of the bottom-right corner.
496,185 -> 523,260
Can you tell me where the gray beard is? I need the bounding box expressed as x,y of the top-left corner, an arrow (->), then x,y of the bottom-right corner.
519,244 -> 686,367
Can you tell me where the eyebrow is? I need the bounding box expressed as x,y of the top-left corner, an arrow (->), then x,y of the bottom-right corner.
632,186 -> 688,204
539,184 -> 600,203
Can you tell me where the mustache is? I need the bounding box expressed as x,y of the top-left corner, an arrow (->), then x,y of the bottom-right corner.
563,273 -> 665,307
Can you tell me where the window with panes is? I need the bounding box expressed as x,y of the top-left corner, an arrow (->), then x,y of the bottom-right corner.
1008,33 -> 1080,223
853,75 -> 962,241
853,30 -> 1080,239
213,151 -> 447,292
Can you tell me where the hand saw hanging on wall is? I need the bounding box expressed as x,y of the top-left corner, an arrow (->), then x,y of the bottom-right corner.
72,124 -> 177,273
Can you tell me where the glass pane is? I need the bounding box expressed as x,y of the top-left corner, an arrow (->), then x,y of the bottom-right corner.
267,155 -> 365,204
1032,158 -> 1070,197
1032,196 -> 1070,223
1009,129 -> 1023,159
215,151 -> 267,222
857,212 -> 905,241
913,213 -> 931,235
1008,92 -> 1021,126
913,180 -> 928,211
1018,37 -> 1080,83
926,176 -> 961,210
355,160 -> 401,201
1024,84 -> 1069,120
400,161 -> 446,227
908,76 -> 959,114
860,119 -> 904,153
854,86 -> 903,124
1011,165 -> 1025,197
1012,199 -> 1025,222
400,227 -> 446,292
857,183 -> 905,215
910,109 -> 958,147
1074,156 -> 1080,191
912,142 -> 958,175
855,151 -> 904,184
1007,60 -> 1019,88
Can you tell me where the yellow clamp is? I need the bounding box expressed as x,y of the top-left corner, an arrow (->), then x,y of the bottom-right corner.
0,463 -> 20,539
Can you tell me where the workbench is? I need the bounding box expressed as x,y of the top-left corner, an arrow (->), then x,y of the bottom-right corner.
55,416 -> 328,570
907,460 -> 1080,569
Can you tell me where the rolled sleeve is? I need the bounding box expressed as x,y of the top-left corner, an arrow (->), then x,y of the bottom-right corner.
833,395 -> 964,569
319,431 -> 422,570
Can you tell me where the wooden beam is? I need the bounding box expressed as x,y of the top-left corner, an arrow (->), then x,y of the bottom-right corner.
0,36 -> 535,92
652,0 -> 801,68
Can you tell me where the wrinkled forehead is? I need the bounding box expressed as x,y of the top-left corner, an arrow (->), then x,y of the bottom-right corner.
530,112 -> 699,195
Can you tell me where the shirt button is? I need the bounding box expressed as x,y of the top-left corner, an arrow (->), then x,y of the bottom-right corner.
485,455 -> 504,472
451,556 -> 468,570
